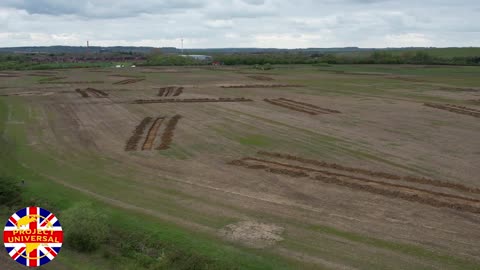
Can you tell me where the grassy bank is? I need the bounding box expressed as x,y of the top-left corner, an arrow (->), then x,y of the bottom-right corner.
0,98 -> 296,270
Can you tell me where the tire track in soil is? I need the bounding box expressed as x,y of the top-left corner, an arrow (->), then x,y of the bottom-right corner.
424,103 -> 480,118
257,151 -> 480,195
157,115 -> 182,150
228,158 -> 480,214
125,117 -> 153,151
142,117 -> 165,151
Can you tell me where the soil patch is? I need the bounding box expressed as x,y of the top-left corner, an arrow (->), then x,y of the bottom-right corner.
219,221 -> 284,248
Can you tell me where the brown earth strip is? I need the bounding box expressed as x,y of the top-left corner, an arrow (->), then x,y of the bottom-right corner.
240,158 -> 480,203
158,88 -> 167,97
438,87 -> 480,93
108,74 -> 143,78
445,104 -> 480,113
278,98 -> 341,113
133,98 -> 253,104
87,70 -> 112,73
142,117 -> 165,150
221,84 -> 303,88
227,160 -> 308,177
125,117 -> 153,151
85,88 -> 108,98
40,81 -> 104,85
229,158 -> 480,214
39,76 -> 67,82
247,75 -> 274,81
158,87 -> 184,97
157,115 -> 182,150
424,103 -> 480,118
257,151 -> 480,195
264,99 -> 318,115
75,89 -> 89,98
173,87 -> 184,96
165,87 -> 173,97
113,78 -> 145,85
28,72 -> 58,76
313,175 -> 480,214
270,99 -> 333,114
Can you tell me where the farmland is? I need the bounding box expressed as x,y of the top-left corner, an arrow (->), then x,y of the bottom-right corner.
1,64 -> 480,269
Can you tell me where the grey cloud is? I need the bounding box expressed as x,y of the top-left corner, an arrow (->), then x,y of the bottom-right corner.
2,0 -> 204,18
0,0 -> 478,48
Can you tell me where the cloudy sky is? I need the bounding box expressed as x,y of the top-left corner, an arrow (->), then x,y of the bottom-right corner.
0,0 -> 479,48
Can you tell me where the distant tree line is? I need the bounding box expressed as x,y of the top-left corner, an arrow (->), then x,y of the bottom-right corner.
1,50 -> 479,70
212,51 -> 480,66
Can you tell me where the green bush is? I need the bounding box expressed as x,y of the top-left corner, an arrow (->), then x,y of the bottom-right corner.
0,176 -> 22,207
61,202 -> 109,252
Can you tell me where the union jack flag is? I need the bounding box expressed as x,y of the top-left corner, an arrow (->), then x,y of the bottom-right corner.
3,206 -> 63,267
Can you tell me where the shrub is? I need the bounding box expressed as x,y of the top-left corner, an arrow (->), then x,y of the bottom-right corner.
0,176 -> 22,207
61,202 -> 109,252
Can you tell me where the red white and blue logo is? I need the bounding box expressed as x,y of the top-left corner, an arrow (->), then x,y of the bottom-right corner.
3,206 -> 63,267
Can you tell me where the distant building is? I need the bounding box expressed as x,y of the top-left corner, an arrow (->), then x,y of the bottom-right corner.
180,55 -> 213,62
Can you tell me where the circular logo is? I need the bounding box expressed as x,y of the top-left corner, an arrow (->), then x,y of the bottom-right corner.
3,207 -> 63,267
